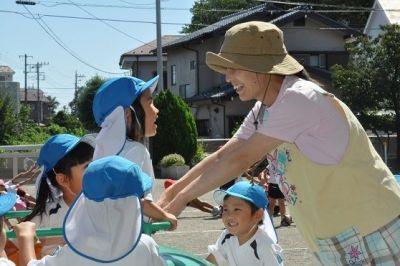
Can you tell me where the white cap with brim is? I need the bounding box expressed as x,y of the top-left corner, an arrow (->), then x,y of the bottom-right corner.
92,106 -> 126,160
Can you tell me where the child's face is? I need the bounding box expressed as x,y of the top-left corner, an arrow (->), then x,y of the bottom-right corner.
222,196 -> 262,239
65,160 -> 91,195
140,90 -> 159,137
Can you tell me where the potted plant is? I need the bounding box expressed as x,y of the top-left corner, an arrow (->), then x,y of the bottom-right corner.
159,153 -> 190,180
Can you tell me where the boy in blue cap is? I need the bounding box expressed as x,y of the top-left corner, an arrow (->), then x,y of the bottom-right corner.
0,190 -> 18,265
14,156 -> 165,266
207,181 -> 283,266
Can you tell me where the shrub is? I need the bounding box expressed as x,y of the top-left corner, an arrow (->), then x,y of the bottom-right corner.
160,153 -> 185,167
191,142 -> 206,166
152,89 -> 197,164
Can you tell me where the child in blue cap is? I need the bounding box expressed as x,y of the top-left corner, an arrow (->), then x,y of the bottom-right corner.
207,181 -> 283,266
0,189 -> 18,265
14,156 -> 165,266
23,134 -> 94,256
92,76 -> 177,229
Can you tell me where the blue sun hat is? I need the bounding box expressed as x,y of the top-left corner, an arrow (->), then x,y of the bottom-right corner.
63,155 -> 153,263
214,181 -> 268,209
214,181 -> 278,243
35,134 -> 80,198
0,191 -> 17,217
92,76 -> 159,160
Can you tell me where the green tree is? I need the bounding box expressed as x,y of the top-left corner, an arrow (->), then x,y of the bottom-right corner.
332,24 -> 400,164
76,75 -> 106,131
52,110 -> 86,136
182,0 -> 373,33
47,95 -> 59,117
0,93 -> 20,144
152,89 -> 198,164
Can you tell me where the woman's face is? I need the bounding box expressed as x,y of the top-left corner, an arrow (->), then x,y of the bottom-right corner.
225,68 -> 267,101
140,89 -> 159,137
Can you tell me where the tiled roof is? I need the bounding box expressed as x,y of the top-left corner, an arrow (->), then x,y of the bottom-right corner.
163,3 -> 281,49
122,35 -> 182,56
0,66 -> 15,74
186,83 -> 236,103
19,89 -> 50,102
163,4 -> 360,49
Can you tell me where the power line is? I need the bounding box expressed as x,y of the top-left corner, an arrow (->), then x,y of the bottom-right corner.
65,0 -> 155,47
19,4 -> 125,75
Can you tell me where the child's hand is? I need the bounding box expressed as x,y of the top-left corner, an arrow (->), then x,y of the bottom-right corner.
163,212 -> 178,231
13,222 -> 36,239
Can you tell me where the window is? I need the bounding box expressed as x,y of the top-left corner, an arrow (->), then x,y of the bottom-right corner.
171,65 -> 176,85
190,60 -> 196,70
179,84 -> 191,99
196,119 -> 210,137
0,76 -> 5,82
310,54 -> 327,69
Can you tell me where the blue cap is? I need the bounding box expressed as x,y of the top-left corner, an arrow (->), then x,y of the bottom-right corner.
92,76 -> 159,126
214,181 -> 268,209
0,192 -> 17,216
82,155 -> 153,201
37,134 -> 80,173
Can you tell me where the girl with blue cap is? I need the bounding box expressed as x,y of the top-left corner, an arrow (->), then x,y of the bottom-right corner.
92,76 -> 177,229
14,156 -> 165,266
23,134 -> 94,256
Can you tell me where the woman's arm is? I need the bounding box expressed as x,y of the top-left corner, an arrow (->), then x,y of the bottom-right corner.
165,133 -> 283,216
157,137 -> 245,208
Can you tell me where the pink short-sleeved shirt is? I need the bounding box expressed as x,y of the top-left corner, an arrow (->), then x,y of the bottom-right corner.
234,76 -> 349,165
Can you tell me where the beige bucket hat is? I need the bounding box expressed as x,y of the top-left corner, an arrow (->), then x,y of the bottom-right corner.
206,21 -> 303,75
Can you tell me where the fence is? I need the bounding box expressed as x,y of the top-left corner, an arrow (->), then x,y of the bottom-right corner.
0,136 -> 397,180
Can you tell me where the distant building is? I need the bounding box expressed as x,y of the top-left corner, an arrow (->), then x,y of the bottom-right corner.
19,88 -> 51,124
364,0 -> 400,38
0,65 -> 20,112
0,65 -> 52,124
119,35 -> 182,90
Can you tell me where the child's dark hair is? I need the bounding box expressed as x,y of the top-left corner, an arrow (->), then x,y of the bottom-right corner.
127,95 -> 146,143
223,195 -> 263,225
23,142 -> 93,222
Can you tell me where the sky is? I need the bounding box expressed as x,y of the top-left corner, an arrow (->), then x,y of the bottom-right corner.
0,0 -> 196,110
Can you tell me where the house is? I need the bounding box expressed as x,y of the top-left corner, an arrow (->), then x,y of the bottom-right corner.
364,0 -> 400,39
161,3 -> 360,138
0,65 -> 53,124
19,88 -> 52,124
119,35 -> 182,89
0,65 -> 20,112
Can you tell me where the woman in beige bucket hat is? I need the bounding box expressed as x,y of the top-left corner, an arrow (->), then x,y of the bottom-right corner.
159,21 -> 400,264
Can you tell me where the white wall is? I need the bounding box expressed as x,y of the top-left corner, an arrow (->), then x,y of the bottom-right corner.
283,18 -> 346,52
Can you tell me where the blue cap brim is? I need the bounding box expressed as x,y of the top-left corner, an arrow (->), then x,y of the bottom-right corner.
0,192 -> 17,216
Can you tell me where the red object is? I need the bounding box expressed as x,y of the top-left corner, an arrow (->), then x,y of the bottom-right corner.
164,179 -> 176,189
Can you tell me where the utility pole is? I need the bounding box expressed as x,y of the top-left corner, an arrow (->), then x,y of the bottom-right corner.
19,54 -> 33,103
156,0 -> 164,91
30,62 -> 48,124
73,71 -> 85,114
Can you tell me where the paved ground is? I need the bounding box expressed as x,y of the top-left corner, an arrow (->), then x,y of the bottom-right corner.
151,179 -> 316,266
23,178 -> 316,265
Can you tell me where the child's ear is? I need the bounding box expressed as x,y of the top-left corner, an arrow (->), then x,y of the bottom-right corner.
55,173 -> 69,189
255,208 -> 264,221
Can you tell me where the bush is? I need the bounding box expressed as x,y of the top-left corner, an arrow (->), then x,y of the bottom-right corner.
191,142 -> 206,166
160,153 -> 185,167
152,89 -> 197,164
